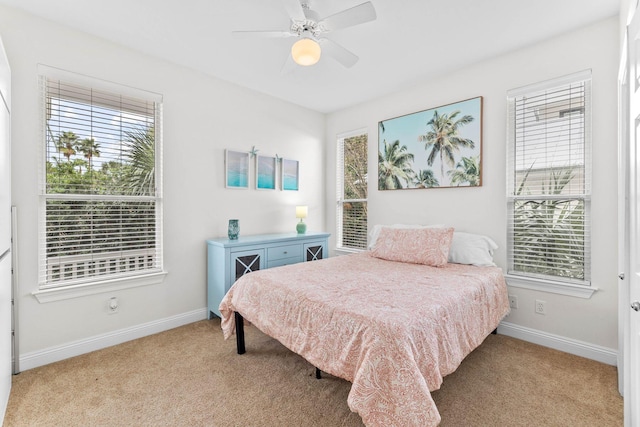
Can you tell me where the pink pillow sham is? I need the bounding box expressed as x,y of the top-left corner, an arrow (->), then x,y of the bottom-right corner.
370,226 -> 454,267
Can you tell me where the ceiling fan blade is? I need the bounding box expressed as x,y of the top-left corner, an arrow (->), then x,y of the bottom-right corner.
319,38 -> 359,68
320,1 -> 376,31
281,0 -> 306,21
232,30 -> 296,39
280,54 -> 297,75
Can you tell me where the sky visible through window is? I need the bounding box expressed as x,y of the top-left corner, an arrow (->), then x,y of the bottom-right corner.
47,96 -> 153,171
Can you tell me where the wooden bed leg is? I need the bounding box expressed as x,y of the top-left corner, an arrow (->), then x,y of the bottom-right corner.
315,367 -> 322,379
491,328 -> 497,335
235,312 -> 246,354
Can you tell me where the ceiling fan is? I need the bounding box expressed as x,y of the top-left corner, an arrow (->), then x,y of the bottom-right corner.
232,0 -> 377,68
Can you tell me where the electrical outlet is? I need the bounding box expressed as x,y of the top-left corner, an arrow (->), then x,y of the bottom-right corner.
535,299 -> 546,315
108,297 -> 119,314
508,294 -> 518,309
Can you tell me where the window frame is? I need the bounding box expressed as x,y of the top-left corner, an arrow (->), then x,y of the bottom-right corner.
34,66 -> 166,302
336,129 -> 368,252
505,70 -> 596,299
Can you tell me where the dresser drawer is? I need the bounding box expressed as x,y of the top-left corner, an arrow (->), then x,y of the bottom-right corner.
268,244 -> 302,261
267,256 -> 300,269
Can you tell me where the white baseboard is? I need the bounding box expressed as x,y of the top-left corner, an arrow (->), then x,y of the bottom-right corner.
18,308 -> 208,372
15,313 -> 617,372
498,321 -> 618,366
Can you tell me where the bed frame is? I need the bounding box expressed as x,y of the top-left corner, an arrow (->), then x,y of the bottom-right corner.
233,312 -> 322,378
232,311 -> 496,380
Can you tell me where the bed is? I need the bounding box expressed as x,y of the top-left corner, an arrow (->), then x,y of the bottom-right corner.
219,226 -> 510,426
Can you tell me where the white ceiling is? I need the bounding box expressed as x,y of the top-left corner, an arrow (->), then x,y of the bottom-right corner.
0,0 -> 620,113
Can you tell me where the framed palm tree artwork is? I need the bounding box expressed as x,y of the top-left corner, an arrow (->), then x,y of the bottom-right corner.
378,96 -> 482,190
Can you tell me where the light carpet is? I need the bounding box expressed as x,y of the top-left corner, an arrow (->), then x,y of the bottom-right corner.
3,319 -> 623,426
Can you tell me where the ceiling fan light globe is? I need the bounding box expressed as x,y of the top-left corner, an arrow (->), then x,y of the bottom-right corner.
291,38 -> 321,66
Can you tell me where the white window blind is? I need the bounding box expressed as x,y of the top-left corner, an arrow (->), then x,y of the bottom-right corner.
337,131 -> 368,250
39,71 -> 163,289
506,70 -> 591,285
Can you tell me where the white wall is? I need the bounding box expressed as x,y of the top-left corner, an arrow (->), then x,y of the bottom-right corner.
0,6 -> 325,364
326,17 -> 619,351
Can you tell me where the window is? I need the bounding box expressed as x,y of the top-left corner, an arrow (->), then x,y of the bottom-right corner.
337,131 -> 368,250
38,67 -> 163,293
506,70 -> 591,292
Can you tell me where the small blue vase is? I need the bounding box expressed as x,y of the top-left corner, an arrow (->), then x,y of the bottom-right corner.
228,219 -> 239,240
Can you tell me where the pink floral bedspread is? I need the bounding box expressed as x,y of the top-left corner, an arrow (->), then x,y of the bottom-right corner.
219,252 -> 509,426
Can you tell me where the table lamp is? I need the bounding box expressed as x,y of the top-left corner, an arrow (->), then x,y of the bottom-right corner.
295,206 -> 308,234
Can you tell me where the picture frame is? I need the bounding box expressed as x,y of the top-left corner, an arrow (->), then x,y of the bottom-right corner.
225,150 -> 250,189
281,158 -> 299,191
256,155 -> 277,190
378,96 -> 483,190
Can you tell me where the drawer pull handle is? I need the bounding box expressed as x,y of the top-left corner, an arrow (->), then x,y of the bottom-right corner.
284,251 -> 287,254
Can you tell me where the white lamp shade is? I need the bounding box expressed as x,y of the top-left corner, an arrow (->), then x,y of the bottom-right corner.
291,38 -> 321,66
295,206 -> 308,219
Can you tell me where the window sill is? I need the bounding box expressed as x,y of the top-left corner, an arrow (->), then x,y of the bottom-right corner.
32,271 -> 168,303
335,247 -> 366,256
505,274 -> 597,299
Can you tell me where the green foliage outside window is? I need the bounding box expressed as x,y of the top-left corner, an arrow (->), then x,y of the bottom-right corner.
341,134 -> 368,250
46,127 -> 157,258
512,167 -> 586,280
47,128 -> 155,196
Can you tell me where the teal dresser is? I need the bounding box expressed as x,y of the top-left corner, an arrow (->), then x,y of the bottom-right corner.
206,232 -> 330,318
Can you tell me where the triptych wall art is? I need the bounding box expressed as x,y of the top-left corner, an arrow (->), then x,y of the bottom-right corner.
378,96 -> 483,190
225,149 -> 299,191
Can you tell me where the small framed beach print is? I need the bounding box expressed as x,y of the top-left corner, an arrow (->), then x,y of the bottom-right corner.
281,158 -> 299,191
256,155 -> 277,190
225,150 -> 250,189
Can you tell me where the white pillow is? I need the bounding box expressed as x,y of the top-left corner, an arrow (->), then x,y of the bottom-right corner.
368,224 -> 445,249
448,232 -> 498,266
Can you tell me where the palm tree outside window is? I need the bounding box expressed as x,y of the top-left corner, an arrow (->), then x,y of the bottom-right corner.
337,131 -> 368,250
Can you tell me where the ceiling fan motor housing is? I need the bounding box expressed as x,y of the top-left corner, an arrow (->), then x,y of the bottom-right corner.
291,6 -> 323,37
